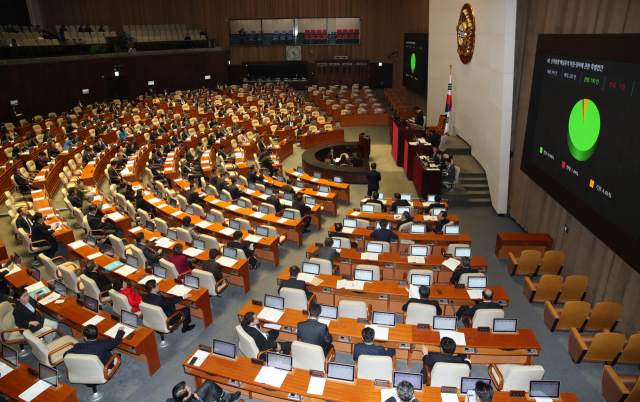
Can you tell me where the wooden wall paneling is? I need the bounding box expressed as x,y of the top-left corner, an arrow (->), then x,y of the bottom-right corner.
617,266 -> 640,334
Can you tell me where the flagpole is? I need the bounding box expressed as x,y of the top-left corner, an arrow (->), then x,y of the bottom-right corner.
445,64 -> 452,135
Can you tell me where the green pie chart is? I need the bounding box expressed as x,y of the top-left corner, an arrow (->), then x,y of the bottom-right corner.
411,53 -> 416,74
567,99 -> 600,161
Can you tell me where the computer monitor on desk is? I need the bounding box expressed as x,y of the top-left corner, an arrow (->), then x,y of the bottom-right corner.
256,226 -> 269,237
126,255 -> 138,268
467,276 -> 487,289
493,319 -> 517,333
372,311 -> 396,327
455,247 -> 471,258
353,268 -> 373,282
343,218 -> 357,229
461,377 -> 491,393
319,304 -> 338,320
433,316 -> 457,331
2,344 -> 18,368
236,200 -> 246,209
266,352 -> 292,372
410,224 -> 426,234
313,172 -> 322,179
529,381 -> 561,399
167,229 -> 177,241
327,363 -> 355,383
427,195 -> 436,202
145,221 -> 155,232
444,224 -> 460,235
366,242 -> 383,254
397,206 -> 411,215
302,262 -> 320,275
206,213 -> 216,223
410,245 -> 429,257
121,310 -> 139,329
223,247 -> 237,259
153,264 -> 167,279
410,274 -> 431,286
393,372 -> 423,391
39,363 -> 59,388
83,296 -> 99,314
362,204 -> 375,213
400,194 -> 412,201
264,294 -> 285,311
213,339 -> 237,360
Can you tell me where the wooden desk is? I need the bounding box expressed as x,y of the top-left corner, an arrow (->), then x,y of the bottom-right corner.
391,117 -> 424,168
80,144 -> 118,186
494,233 -> 554,259
286,169 -> 350,204
0,361 -> 78,402
0,159 -> 23,203
304,244 -> 486,284
238,301 -> 535,367
404,138 -> 432,181
356,197 -> 449,213
413,155 -> 444,198
30,189 -> 76,245
275,269 -> 504,313
273,138 -> 294,162
299,130 -> 345,150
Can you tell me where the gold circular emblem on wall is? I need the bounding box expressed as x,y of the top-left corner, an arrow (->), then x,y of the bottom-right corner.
456,3 -> 475,64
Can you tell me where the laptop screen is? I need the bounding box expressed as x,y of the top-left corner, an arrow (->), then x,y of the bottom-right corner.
302,262 -> 320,275
410,274 -> 431,286
266,352 -> 292,372
265,188 -> 274,196
444,224 -> 460,235
229,220 -> 241,230
304,197 -> 316,206
372,311 -> 396,327
393,372 -> 423,391
169,198 -> 178,208
353,269 -> 373,282
2,344 -> 18,368
145,221 -> 155,231
467,276 -> 487,289
219,193 -> 228,202
213,339 -> 236,359
455,247 -> 471,258
493,319 -> 517,333
184,274 -> 199,289
264,294 -> 285,310
433,316 -> 457,331
259,205 -> 270,214
126,255 -> 138,267
362,204 -> 375,213
39,363 -> 58,388
276,175 -> 285,182
410,224 -> 426,234
343,218 -> 357,228
206,213 -> 217,223
185,206 -> 194,215
248,182 -> 256,190
223,247 -> 237,259
313,172 -> 321,179
54,280 -> 66,297
410,246 -> 429,257
331,238 -> 342,249
121,310 -> 139,329
282,210 -> 295,220
327,363 -> 355,382
284,193 -> 294,201
396,206 -> 411,215
296,179 -> 304,188
256,226 -> 269,237
84,296 -> 99,314
334,176 -> 343,183
30,268 -> 41,281
205,186 -> 213,195
400,194 -> 412,201
237,199 -> 247,209
319,304 -> 338,320
427,195 -> 436,202
86,235 -> 96,247
318,185 -> 330,193
153,265 -> 167,279
167,229 -> 177,241
366,243 -> 383,253
432,207 -> 447,216
193,239 -> 205,250
296,166 -> 303,173
529,381 -> 560,399
461,378 -> 492,394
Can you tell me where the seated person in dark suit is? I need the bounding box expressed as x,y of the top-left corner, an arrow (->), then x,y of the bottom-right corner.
280,178 -> 294,194
134,233 -> 163,266
353,327 -> 396,361
420,337 -> 471,380
247,165 -> 264,184
227,230 -> 258,269
450,257 -> 477,285
278,265 -> 312,299
442,158 -> 456,185
394,211 -> 414,231
64,324 -> 124,369
35,152 -> 48,171
312,237 -> 338,269
401,285 -> 442,315
384,381 -> 419,402
185,185 -> 197,205
169,380 -> 241,402
427,129 -> 441,149
426,211 -> 450,232
424,194 -> 445,215
226,177 -> 244,200
370,219 -> 399,242
142,279 -> 195,333
455,288 -> 502,326
240,311 -> 292,359
84,260 -> 112,292
292,193 -> 312,233
365,191 -> 386,212
201,249 -> 223,284
390,193 -> 411,213
87,204 -> 118,237
215,173 -> 228,193
117,182 -> 135,203
297,303 -> 333,355
264,191 -> 283,214
432,150 -> 446,169
329,223 -> 358,249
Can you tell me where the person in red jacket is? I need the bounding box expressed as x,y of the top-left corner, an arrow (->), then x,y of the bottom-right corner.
168,243 -> 191,276
113,278 -> 142,312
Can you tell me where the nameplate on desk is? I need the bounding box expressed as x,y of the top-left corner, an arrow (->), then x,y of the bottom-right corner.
417,324 -> 430,330
384,263 -> 393,269
441,387 -> 457,394
378,295 -> 388,300
145,268 -> 153,274
341,275 -> 352,280
354,208 -> 360,212
27,367 -> 39,378
111,314 -> 120,322
76,299 -> 84,306
282,326 -> 292,332
432,265 -> 441,271
232,270 -> 238,275
400,252 -> 408,256
227,379 -> 242,387
309,370 -> 324,378
322,287 -> 331,293
287,394 -> 301,401
455,284 -> 465,289
443,253 -> 452,257
251,358 -> 264,366
463,347 -> 475,354
199,345 -> 212,353
341,258 -> 350,264
438,299 -> 449,305
302,311 -> 309,316
497,300 -> 507,306
398,280 -> 408,286
399,343 -> 410,349
427,241 -> 435,246
374,379 -> 390,387
356,248 -> 364,252
525,349 -> 538,355
357,318 -> 369,324
174,278 -> 183,284
401,229 -> 409,233
366,226 -> 374,230
252,300 -> 263,306
477,327 -> 491,332
338,335 -> 351,342
509,391 -> 526,397
315,243 -> 323,247
356,236 -> 364,240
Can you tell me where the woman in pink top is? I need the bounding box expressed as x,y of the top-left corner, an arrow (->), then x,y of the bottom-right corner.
168,243 -> 191,276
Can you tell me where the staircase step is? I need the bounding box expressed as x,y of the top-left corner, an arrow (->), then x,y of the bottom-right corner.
468,197 -> 492,205
466,190 -> 491,199
459,172 -> 486,178
462,183 -> 489,191
443,147 -> 471,156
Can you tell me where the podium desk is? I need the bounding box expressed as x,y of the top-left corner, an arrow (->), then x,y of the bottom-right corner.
275,269 -> 507,314
358,133 -> 371,158
273,137 -> 295,162
413,155 -> 444,199
494,233 -> 554,259
183,351 -> 371,402
303,245 -> 490,286
0,361 -> 78,402
404,138 -> 432,181
390,117 -> 424,168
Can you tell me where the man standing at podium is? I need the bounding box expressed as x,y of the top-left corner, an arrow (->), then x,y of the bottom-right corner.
414,106 -> 424,126
366,163 -> 381,197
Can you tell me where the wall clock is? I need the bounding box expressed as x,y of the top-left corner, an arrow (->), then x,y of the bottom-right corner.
456,3 -> 476,64
286,46 -> 302,61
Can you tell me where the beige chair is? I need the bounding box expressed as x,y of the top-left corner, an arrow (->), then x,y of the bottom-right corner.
40,254 -> 78,282
236,325 -> 270,359
109,289 -> 141,317
59,264 -> 84,296
129,245 -> 147,268
139,302 -> 185,347
79,275 -> 112,307
356,355 -> 394,382
190,269 -> 229,297
280,288 -> 316,311
309,257 -> 335,276
176,227 -> 193,244
24,329 -> 77,369
159,258 -> 187,279
199,234 -> 220,251
489,363 -> 545,391
0,301 -> 30,356
468,309 -> 504,328
18,228 -> 53,265
426,362 -> 471,387
338,300 -> 370,320
404,303 -> 437,326
354,264 -> 381,281
109,235 -> 132,260
154,218 -> 169,235
65,353 -> 121,401
291,341 -> 335,372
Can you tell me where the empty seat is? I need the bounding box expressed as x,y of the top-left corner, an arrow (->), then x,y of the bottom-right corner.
544,300 -> 591,332
523,275 -> 564,304
569,328 -> 626,364
601,365 -> 640,402
489,363 -> 545,392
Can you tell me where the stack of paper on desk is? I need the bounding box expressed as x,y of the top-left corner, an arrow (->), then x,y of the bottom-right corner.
251,212 -> 266,219
438,330 -> 466,346
365,324 -> 389,340
168,284 -> 191,297
107,212 -> 125,221
115,265 -> 138,277
37,293 -> 62,306
297,273 -> 324,286
138,275 -> 161,285
105,323 -> 134,339
336,280 -> 365,290
307,377 -> 326,395
0,362 -> 14,377
183,248 -> 203,257
226,205 -> 241,211
82,315 -> 105,327
195,221 -> 211,229
19,380 -> 51,402
360,252 -> 379,261
216,256 -> 238,267
68,240 -> 86,249
350,211 -> 361,217
257,307 -> 284,322
466,289 -> 483,299
316,192 -> 329,197
408,256 -> 426,264
244,234 -> 263,243
442,258 -> 461,271
130,227 -> 143,233
342,227 -> 354,234
276,218 -> 289,224
87,252 -> 103,260
189,350 -> 210,367
254,366 -> 288,388
220,227 -> 236,236
155,238 -> 175,248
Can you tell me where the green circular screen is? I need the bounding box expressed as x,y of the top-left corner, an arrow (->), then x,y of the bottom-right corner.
411,53 -> 416,74
567,99 -> 600,161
